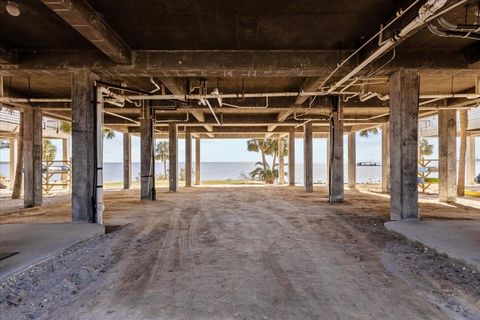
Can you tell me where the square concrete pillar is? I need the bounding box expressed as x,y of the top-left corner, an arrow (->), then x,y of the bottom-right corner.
71,70 -> 103,222
23,108 -> 43,208
389,69 -> 419,220
381,123 -> 390,193
288,129 -> 295,186
438,109 -> 457,203
278,138 -> 285,184
169,123 -> 178,192
467,136 -> 476,185
140,102 -> 155,200
185,130 -> 192,187
348,132 -> 356,189
123,133 -> 132,189
9,138 -> 16,190
304,122 -> 313,192
195,137 -> 201,185
329,96 -> 344,203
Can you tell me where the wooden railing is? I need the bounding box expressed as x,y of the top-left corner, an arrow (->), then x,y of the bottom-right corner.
42,160 -> 71,193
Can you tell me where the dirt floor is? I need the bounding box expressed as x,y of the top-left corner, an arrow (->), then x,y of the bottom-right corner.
1,186 -> 480,319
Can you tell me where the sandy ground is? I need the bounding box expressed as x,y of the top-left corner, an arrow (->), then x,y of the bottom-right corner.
1,186 -> 480,319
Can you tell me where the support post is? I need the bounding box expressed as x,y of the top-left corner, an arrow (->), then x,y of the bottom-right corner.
123,133 -> 132,189
169,123 -> 178,192
23,108 -> 43,207
9,138 -> 16,189
140,102 -> 155,200
457,110 -> 467,196
467,135 -> 476,185
329,96 -> 344,203
185,129 -> 192,187
381,123 -> 390,193
438,109 -> 457,202
195,137 -> 201,185
288,129 -> 295,186
304,122 -> 313,192
389,69 -> 419,220
348,132 -> 356,189
326,137 -> 330,185
279,137 -> 285,184
62,138 -> 70,188
71,70 -> 103,222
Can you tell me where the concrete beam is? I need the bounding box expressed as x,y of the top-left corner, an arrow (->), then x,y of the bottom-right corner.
277,110 -> 294,122
123,133 -> 132,189
381,123 -> 390,193
185,129 -> 192,187
304,122 -> 313,192
347,132 -> 356,189
2,50 -> 470,77
289,129 -> 295,186
195,137 -> 201,185
140,103 -> 155,200
23,108 -> 42,207
40,0 -> 131,64
438,109 -> 457,202
389,69 -> 419,220
71,70 -> 100,222
329,96 -> 344,203
190,109 -> 205,122
169,123 -> 178,191
159,77 -> 186,96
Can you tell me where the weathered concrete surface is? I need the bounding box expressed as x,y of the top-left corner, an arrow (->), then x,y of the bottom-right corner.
0,223 -> 104,281
123,133 -> 131,189
195,137 -> 201,185
382,123 -> 390,193
288,129 -> 295,186
389,69 -> 419,220
169,123 -> 178,192
329,96 -> 344,203
303,122 -> 313,192
71,70 -> 97,222
140,103 -> 155,201
348,132 -> 356,189
438,109 -> 457,203
278,138 -> 285,185
385,220 -> 480,272
23,108 -> 42,208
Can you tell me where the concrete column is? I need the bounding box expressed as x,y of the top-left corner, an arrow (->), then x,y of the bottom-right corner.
123,133 -> 132,189
169,123 -> 178,192
185,130 -> 192,187
9,138 -> 16,189
329,96 -> 344,203
62,138 -> 70,188
140,102 -> 155,201
381,123 -> 390,193
23,108 -> 43,207
304,122 -> 313,192
389,69 -> 419,220
278,138 -> 285,184
438,109 -> 457,202
348,132 -> 356,189
326,137 -> 330,185
288,129 -> 295,186
467,136 -> 476,185
195,137 -> 201,185
71,70 -> 102,222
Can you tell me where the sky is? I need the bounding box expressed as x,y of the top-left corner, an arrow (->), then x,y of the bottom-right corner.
1,130 -> 384,164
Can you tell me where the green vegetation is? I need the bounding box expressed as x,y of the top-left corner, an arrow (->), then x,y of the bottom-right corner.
419,138 -> 434,157
60,121 -> 116,139
42,139 -> 57,161
246,138 -> 287,184
359,127 -> 380,138
155,140 -> 169,178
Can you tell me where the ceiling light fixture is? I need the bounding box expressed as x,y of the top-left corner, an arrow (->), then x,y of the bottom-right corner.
6,1 -> 20,17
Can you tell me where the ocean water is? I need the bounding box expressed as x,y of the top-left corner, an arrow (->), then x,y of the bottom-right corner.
0,161 -> 382,184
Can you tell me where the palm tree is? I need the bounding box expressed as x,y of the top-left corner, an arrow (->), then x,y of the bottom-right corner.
359,127 -> 380,138
155,140 -> 169,179
11,112 -> 24,199
103,128 -> 115,139
42,139 -> 57,161
60,121 -> 115,140
246,138 -> 287,183
419,138 -> 434,158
